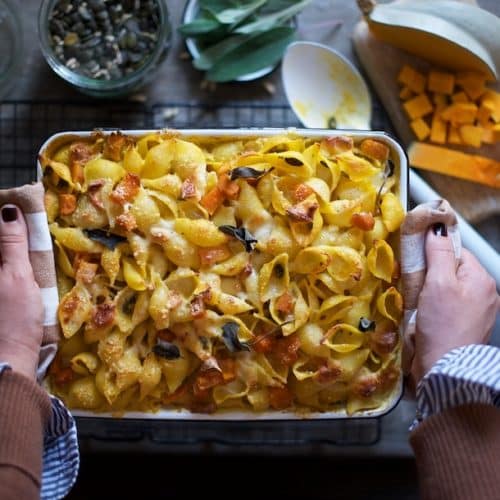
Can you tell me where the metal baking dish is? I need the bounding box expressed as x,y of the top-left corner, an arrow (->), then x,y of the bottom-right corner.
38,128 -> 408,420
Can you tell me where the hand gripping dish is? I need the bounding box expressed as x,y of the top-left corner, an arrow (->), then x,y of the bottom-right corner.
38,129 -> 407,420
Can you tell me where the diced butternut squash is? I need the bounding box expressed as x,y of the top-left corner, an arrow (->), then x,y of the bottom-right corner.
430,113 -> 447,144
59,194 -> 77,216
427,71 -> 454,95
482,125 -> 495,145
397,65 -> 426,94
410,118 -> 430,140
482,123 -> 500,144
440,103 -> 478,125
409,143 -> 500,188
456,71 -> 486,100
451,91 -> 469,103
448,125 -> 462,145
403,94 -> 433,120
482,90 -> 500,122
399,86 -> 413,100
477,101 -> 495,127
433,93 -> 448,109
359,139 -> 390,162
492,124 -> 500,142
398,64 -> 498,148
459,125 -> 483,148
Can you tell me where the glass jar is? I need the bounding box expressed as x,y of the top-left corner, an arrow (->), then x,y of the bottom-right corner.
38,0 -> 172,98
0,0 -> 23,98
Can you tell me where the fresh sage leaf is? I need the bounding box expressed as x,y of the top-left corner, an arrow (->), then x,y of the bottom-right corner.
207,26 -> 295,82
179,13 -> 222,37
180,0 -> 311,81
218,225 -> 258,252
83,229 -> 127,250
210,0 -> 267,25
193,32 -> 257,70
229,166 -> 270,180
235,0 -> 310,34
222,322 -> 250,352
153,340 -> 181,360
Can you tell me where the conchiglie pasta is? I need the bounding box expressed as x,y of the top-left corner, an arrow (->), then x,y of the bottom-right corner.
367,240 -> 394,283
45,131 -> 403,416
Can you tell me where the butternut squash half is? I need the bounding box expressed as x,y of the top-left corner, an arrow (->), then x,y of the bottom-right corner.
358,0 -> 500,80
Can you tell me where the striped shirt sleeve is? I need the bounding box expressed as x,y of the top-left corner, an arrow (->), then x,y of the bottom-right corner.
41,397 -> 79,500
0,363 -> 79,499
412,344 -> 500,429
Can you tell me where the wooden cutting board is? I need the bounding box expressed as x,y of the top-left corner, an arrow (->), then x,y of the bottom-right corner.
352,17 -> 500,223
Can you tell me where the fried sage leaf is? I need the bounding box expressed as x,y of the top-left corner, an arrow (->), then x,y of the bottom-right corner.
83,229 -> 127,250
218,225 -> 257,252
153,340 -> 181,360
222,322 -> 250,352
358,317 -> 376,332
230,167 -> 270,180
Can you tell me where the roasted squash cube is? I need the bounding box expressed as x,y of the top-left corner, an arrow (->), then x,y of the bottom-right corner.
456,71 -> 486,100
459,125 -> 483,148
403,94 -> 433,120
477,101 -> 495,127
428,71 -> 455,95
440,103 -> 478,125
399,86 -> 413,100
432,93 -> 448,109
397,65 -> 426,94
410,118 -> 431,140
481,125 -> 495,145
451,91 -> 469,103
448,125 -> 462,145
430,113 -> 447,144
359,139 -> 390,162
481,90 -> 500,122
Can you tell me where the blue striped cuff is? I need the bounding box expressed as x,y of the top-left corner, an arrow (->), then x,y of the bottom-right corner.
412,344 -> 500,429
41,397 -> 79,500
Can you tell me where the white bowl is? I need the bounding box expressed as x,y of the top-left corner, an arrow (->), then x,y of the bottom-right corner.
282,41 -> 372,129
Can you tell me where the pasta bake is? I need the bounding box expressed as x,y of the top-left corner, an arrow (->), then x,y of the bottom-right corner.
41,130 -> 406,416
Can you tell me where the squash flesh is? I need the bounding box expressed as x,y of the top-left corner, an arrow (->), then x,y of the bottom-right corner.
409,143 -> 500,188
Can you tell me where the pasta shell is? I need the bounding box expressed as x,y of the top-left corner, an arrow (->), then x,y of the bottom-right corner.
58,282 -> 92,338
71,352 -> 99,376
380,192 -> 405,232
322,324 -> 365,353
258,253 -> 290,303
367,240 -> 394,283
336,151 -> 380,181
84,158 -> 125,187
297,323 -> 330,358
317,295 -> 356,327
376,286 -> 403,324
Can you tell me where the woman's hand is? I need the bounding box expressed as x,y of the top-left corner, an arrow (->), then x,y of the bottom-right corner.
0,205 -> 44,379
412,223 -> 500,384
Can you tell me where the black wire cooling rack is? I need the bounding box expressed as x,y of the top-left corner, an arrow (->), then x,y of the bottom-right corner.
0,99 -> 386,446
0,100 -> 306,188
0,99 -> 393,188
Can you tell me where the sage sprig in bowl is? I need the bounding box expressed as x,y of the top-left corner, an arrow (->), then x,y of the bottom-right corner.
180,0 -> 311,83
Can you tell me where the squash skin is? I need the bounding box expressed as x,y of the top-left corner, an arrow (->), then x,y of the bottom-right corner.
361,0 -> 500,80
